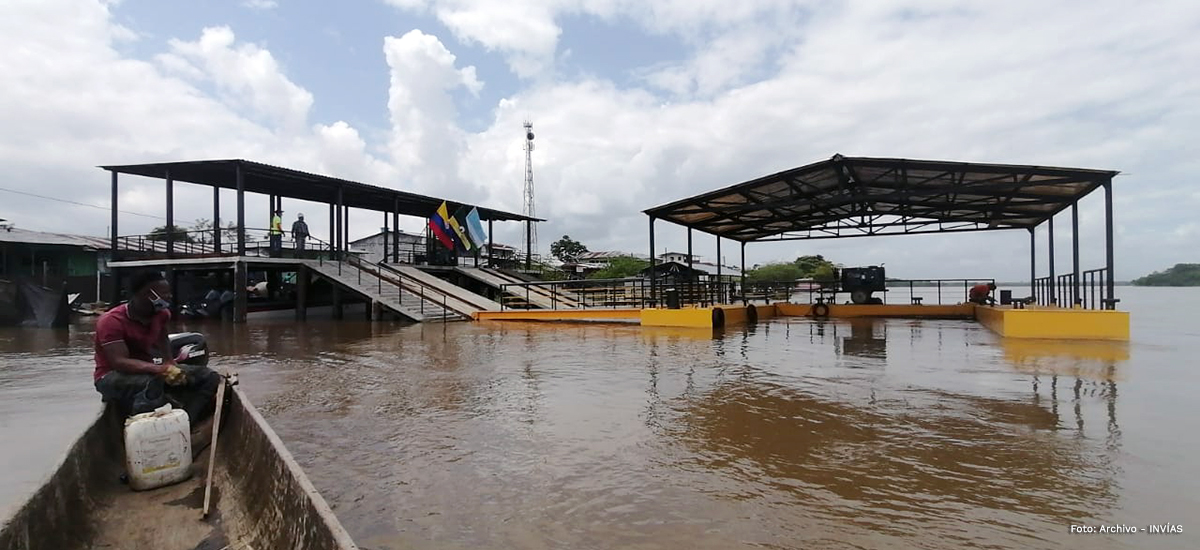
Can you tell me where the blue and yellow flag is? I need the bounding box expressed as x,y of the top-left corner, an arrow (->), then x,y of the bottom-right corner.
446,210 -> 472,251
465,207 -> 487,246
451,206 -> 476,250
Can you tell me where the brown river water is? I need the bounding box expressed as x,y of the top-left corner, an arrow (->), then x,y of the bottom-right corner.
1,286 -> 1197,549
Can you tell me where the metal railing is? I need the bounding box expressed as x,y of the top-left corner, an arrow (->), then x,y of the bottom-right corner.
744,278 -> 995,306
332,253 -> 462,320
115,227 -> 334,258
1082,268 -> 1119,310
1033,269 -> 1116,309
496,277 -> 741,311
1033,276 -> 1053,306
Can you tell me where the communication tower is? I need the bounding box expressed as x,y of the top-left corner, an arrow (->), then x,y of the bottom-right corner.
523,121 -> 537,258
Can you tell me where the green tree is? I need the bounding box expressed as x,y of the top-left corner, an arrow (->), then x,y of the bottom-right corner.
745,262 -> 804,283
147,225 -> 196,243
191,218 -> 213,244
588,256 -> 650,279
1132,263 -> 1200,286
550,235 -> 589,263
793,254 -> 837,278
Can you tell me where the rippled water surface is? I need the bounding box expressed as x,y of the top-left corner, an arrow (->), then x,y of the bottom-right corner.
2,287 -> 1197,549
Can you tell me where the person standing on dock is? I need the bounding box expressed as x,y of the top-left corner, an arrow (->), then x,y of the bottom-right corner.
968,282 -> 997,305
269,209 -> 284,257
291,213 -> 309,256
92,270 -> 221,425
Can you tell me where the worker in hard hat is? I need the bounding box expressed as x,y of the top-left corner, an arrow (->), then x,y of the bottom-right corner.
269,209 -> 283,257
292,213 -> 310,256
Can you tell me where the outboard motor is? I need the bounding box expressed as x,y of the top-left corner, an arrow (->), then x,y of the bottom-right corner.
168,332 -> 209,367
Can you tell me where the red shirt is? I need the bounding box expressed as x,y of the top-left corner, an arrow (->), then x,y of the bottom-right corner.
969,284 -> 991,301
93,304 -> 171,382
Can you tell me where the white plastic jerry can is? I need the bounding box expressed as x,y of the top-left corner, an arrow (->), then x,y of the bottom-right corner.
124,405 -> 193,491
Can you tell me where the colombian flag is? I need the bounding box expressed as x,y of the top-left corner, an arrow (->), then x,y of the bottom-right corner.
429,202 -> 455,250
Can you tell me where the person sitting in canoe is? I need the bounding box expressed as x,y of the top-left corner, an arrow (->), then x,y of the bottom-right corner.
93,270 -> 221,427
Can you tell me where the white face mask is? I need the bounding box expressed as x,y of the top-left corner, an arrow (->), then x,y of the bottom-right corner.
149,289 -> 171,312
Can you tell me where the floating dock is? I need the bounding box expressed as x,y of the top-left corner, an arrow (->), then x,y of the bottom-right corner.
478,302 -> 1130,341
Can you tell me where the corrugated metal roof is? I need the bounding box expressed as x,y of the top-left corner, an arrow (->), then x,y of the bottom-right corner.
0,227 -> 110,249
644,154 -> 1119,241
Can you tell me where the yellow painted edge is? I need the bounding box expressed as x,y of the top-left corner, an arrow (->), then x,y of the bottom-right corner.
476,308 -> 642,322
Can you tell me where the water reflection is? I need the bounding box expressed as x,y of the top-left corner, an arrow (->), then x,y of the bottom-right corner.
671,377 -> 1120,544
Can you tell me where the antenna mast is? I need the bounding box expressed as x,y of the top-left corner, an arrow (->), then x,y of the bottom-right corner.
523,120 -> 537,259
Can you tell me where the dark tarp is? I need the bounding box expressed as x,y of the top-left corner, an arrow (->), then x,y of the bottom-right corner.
11,281 -> 71,328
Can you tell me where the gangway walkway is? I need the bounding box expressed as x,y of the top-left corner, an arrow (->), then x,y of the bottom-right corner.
386,264 -> 503,313
307,258 -> 474,322
454,267 -> 583,309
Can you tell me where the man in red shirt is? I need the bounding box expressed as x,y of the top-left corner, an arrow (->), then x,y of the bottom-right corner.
968,282 -> 997,305
94,270 -> 220,426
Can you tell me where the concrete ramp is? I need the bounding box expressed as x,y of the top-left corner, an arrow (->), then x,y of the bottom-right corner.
389,264 -> 502,312
455,267 -> 581,309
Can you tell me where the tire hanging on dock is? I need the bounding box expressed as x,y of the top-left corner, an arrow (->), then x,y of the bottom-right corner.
746,305 -> 758,324
811,303 -> 830,318
712,307 -> 726,329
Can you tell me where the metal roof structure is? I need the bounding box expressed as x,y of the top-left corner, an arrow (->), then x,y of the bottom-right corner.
101,159 -> 540,222
0,226 -> 111,250
644,154 -> 1119,242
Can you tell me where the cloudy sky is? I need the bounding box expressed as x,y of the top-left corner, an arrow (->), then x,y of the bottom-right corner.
1,0 -> 1196,280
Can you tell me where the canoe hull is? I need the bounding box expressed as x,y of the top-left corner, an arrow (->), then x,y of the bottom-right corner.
0,384 -> 358,550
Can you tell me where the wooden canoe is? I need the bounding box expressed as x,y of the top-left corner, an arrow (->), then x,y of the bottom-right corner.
0,381 -> 358,550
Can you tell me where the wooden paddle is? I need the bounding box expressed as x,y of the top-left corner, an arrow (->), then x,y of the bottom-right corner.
202,375 -> 227,519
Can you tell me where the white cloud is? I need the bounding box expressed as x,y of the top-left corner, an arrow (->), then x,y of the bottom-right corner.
158,26 -> 313,130
241,0 -> 278,10
1,0 -> 1197,283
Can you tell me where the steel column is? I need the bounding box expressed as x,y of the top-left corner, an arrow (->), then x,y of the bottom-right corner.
328,202 -> 335,258
525,221 -> 532,271
109,170 -> 119,301
1048,216 -> 1056,305
740,242 -> 747,306
392,198 -> 400,262
383,211 -> 390,263
716,236 -> 722,303
236,163 -> 246,256
213,185 -> 221,253
488,220 -> 494,268
1072,202 -> 1081,305
648,217 -> 656,306
165,169 -> 174,257
1104,179 -> 1115,308
1029,227 -> 1035,302
234,260 -> 248,323
335,187 -> 344,259
343,205 -> 349,258
296,265 -> 308,321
